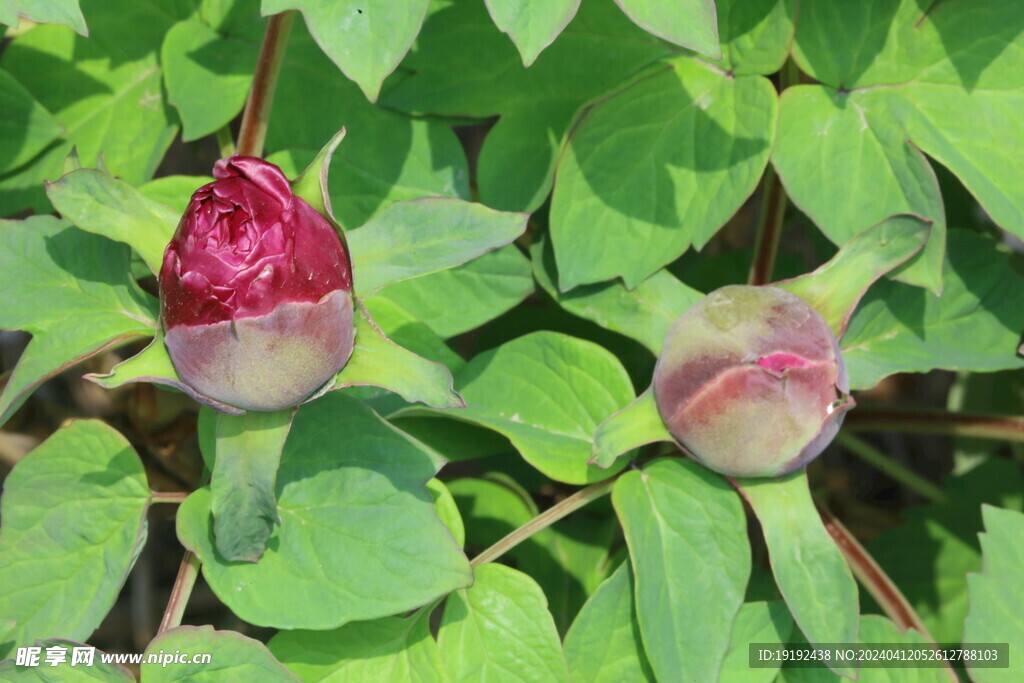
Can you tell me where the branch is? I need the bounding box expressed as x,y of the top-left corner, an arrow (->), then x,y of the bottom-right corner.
844,407 -> 1024,442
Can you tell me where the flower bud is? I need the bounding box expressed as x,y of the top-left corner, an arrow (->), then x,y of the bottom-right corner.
652,285 -> 853,477
159,156 -> 354,412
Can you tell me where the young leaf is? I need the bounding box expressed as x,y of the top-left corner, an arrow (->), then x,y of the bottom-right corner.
551,56 -> 777,289
210,409 -> 296,563
437,563 -> 570,682
176,394 -> 472,629
738,471 -> 859,679
412,331 -> 636,484
346,197 -> 528,295
592,389 -> 674,468
775,214 -> 931,338
963,506 -> 1024,683
485,0 -> 580,67
531,232 -> 703,355
45,167 -> 179,274
143,626 -> 298,682
840,229 -> 1024,390
268,609 -> 444,682
261,0 -> 428,102
330,303 -> 464,409
613,458 -> 750,682
563,562 -> 655,683
613,0 -> 719,57
0,217 -> 158,427
0,421 -> 150,658
383,0 -> 672,212
0,68 -> 63,174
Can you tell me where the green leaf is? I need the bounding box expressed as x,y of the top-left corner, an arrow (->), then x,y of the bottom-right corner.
551,57 -> 776,288
45,167 -> 179,274
142,626 -> 298,682
867,459 -> 1024,643
484,0 -> 580,67
0,639 -> 134,681
0,0 -> 86,35
177,393 -> 471,629
613,0 -> 719,57
269,609 -> 444,682
840,230 -> 1024,390
963,506 -> 1024,683
738,471 -> 858,678
782,0 -> 1024,289
360,296 -> 465,371
0,68 -> 63,174
0,217 -> 158,426
613,458 -> 750,682
772,86 -> 946,293
437,563 -> 569,682
371,244 -> 534,339
531,232 -> 702,355
137,175 -> 211,213
592,389 -> 673,468
0,1 -> 187,214
720,601 -> 794,683
424,331 -> 636,484
563,562 -> 655,683
711,0 -> 793,76
347,198 -> 528,295
383,0 -> 671,212
265,18 -> 469,228
209,409 -> 295,563
161,17 -> 260,141
427,478 -> 465,548
330,303 -> 463,409
262,0 -> 427,102
390,417 -> 512,463
0,420 -> 150,658
775,214 -> 931,338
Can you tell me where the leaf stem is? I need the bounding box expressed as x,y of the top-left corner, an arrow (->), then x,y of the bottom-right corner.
215,125 -> 236,158
836,433 -> 947,503
817,507 -> 958,682
157,551 -> 200,634
470,476 -> 618,567
150,491 -> 189,504
237,11 -> 296,158
844,407 -> 1024,442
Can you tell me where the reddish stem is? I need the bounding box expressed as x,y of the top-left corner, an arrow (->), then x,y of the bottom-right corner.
844,408 -> 1024,442
236,12 -> 296,158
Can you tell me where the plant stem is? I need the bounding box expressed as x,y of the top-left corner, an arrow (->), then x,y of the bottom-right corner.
237,11 -> 295,158
150,491 -> 189,504
470,476 -> 618,567
748,59 -> 795,287
215,125 -> 236,158
157,551 -> 200,634
844,407 -> 1024,443
836,433 -> 947,503
817,507 -> 932,636
748,166 -> 787,286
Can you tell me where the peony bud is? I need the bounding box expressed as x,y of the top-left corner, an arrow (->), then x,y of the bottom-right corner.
159,156 -> 354,412
652,285 -> 853,477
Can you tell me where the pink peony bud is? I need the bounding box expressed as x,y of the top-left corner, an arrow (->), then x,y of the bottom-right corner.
159,156 -> 354,412
652,285 -> 853,477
